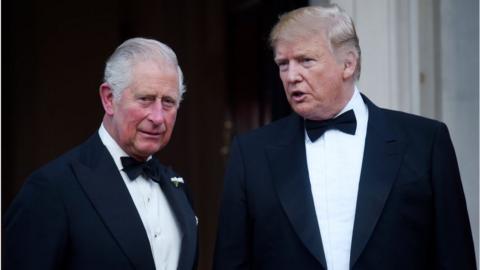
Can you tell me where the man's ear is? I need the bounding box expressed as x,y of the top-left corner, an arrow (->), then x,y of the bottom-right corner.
342,51 -> 357,80
99,83 -> 115,116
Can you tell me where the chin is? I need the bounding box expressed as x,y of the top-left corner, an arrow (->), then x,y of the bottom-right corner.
135,144 -> 163,156
292,107 -> 311,119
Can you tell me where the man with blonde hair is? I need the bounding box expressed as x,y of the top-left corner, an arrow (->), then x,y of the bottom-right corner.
214,5 -> 475,270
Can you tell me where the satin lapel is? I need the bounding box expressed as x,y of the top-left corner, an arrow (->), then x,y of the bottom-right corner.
155,161 -> 197,270
71,134 -> 156,270
350,96 -> 406,268
266,115 -> 327,269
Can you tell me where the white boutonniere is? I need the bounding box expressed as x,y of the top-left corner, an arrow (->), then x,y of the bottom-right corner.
170,176 -> 184,188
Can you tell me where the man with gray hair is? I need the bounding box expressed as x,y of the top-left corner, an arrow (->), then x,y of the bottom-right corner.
5,37 -> 198,270
214,5 -> 475,270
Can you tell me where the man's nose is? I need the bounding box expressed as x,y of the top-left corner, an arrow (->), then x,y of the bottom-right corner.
287,63 -> 302,83
148,101 -> 166,124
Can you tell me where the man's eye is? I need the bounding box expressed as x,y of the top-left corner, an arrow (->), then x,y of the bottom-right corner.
162,97 -> 177,108
301,58 -> 315,67
138,96 -> 155,102
277,62 -> 288,72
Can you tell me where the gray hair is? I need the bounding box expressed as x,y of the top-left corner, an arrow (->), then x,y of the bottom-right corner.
270,4 -> 361,80
103,37 -> 186,103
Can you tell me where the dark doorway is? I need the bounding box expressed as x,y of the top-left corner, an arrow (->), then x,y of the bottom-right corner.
2,0 -> 308,269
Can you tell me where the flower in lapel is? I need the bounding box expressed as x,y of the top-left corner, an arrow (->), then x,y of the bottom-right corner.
170,176 -> 184,188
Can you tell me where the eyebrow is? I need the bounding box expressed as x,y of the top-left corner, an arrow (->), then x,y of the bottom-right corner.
275,51 -> 317,62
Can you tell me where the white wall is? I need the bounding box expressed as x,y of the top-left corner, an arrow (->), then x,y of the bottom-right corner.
314,0 -> 479,261
328,0 -> 421,112
438,0 -> 479,259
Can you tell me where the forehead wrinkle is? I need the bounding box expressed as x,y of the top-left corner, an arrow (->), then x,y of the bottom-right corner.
275,42 -> 323,61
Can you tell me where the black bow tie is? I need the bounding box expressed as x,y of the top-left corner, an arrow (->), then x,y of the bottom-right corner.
305,109 -> 357,142
121,156 -> 161,182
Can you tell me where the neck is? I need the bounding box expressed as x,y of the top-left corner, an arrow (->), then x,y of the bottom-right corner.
310,85 -> 355,121
101,116 -> 147,161
102,115 -> 115,140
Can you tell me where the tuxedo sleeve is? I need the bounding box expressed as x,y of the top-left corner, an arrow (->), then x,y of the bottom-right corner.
432,123 -> 477,269
213,137 -> 252,270
4,172 -> 68,270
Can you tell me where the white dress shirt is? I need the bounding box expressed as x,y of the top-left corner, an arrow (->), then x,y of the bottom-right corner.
305,87 -> 369,270
99,124 -> 182,270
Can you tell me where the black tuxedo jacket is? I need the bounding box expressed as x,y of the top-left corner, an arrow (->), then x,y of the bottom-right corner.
5,133 -> 198,270
214,95 -> 476,270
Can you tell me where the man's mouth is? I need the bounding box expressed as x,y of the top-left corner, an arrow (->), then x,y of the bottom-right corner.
139,130 -> 162,137
291,90 -> 306,101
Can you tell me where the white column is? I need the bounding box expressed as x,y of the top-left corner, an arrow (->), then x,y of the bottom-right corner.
438,0 -> 479,259
323,0 -> 479,261
329,0 -> 421,113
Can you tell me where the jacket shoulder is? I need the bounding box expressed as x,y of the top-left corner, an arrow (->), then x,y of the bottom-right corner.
28,134 -> 100,186
236,114 -> 300,144
381,108 -> 445,134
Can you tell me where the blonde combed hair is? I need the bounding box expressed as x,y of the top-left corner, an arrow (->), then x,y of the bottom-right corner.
270,4 -> 361,80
